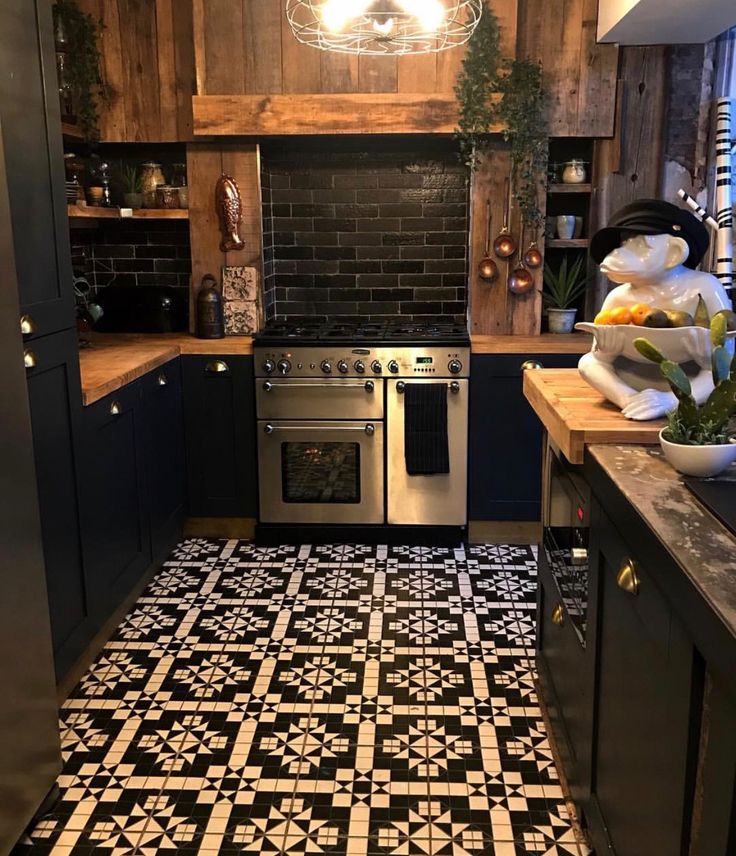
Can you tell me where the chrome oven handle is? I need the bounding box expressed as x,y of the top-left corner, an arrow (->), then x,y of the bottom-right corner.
262,381 -> 375,391
264,423 -> 376,435
396,381 -> 460,394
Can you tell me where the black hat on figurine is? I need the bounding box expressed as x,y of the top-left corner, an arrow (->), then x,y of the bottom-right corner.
590,198 -> 710,269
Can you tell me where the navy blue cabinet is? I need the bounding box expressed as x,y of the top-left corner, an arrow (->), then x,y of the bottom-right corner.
78,382 -> 151,628
23,329 -> 91,679
0,0 -> 75,339
182,355 -> 258,518
468,354 -> 581,521
142,360 -> 187,560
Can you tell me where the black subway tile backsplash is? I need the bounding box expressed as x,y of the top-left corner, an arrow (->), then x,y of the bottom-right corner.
261,138 -> 468,322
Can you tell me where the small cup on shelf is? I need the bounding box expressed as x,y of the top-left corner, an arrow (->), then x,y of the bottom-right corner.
155,185 -> 179,209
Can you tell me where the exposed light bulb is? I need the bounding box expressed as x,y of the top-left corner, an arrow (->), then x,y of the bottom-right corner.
321,0 -> 374,33
372,16 -> 396,35
396,0 -> 445,31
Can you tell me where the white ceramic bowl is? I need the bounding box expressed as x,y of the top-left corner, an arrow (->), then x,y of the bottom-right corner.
659,430 -> 736,478
575,322 -> 736,364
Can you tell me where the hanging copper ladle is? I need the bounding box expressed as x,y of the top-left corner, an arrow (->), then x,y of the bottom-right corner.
493,177 -> 517,259
523,235 -> 543,269
478,201 -> 499,282
508,224 -> 535,295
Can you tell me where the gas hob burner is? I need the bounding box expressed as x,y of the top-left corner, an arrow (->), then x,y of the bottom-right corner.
254,318 -> 469,347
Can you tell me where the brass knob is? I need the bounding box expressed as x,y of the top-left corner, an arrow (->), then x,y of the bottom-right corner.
616,559 -> 640,596
157,372 -> 167,386
23,349 -> 37,369
110,400 -> 122,416
20,314 -> 36,335
521,359 -> 544,371
205,360 -> 229,374
551,604 -> 565,627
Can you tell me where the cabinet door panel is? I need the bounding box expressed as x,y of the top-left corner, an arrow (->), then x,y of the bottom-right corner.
24,330 -> 90,677
468,354 -> 580,520
594,511 -> 695,856
143,360 -> 186,557
80,384 -> 150,623
0,0 -> 75,336
182,356 -> 257,518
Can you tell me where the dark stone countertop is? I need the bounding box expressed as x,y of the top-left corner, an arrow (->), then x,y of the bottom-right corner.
589,444 -> 736,640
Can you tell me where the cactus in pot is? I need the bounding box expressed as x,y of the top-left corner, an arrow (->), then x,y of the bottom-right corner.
633,314 -> 736,476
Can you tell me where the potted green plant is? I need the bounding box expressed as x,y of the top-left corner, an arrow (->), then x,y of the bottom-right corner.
634,314 -> 736,477
116,163 -> 143,209
542,254 -> 588,333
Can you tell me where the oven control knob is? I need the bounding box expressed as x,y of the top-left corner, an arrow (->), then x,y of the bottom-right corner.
263,359 -> 276,374
448,359 -> 463,374
337,360 -> 349,374
321,360 -> 332,374
277,359 -> 292,375
354,359 -> 365,374
388,359 -> 399,374
371,360 -> 382,374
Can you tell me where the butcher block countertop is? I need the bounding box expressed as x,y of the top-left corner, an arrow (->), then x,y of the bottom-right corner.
523,368 -> 665,464
78,333 -> 254,405
470,333 -> 589,354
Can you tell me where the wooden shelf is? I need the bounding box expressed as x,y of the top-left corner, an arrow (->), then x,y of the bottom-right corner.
548,183 -> 592,194
546,238 -> 589,248
61,121 -> 84,141
67,205 -> 188,220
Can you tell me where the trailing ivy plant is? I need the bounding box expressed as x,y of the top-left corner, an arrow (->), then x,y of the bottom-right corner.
454,1 -> 549,227
53,0 -> 105,142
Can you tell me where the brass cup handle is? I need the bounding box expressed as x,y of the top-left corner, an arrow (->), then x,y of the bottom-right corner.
23,349 -> 37,369
205,360 -> 229,374
616,559 -> 640,596
110,400 -> 122,416
551,604 -> 565,627
157,372 -> 167,386
20,314 -> 37,336
521,359 -> 544,372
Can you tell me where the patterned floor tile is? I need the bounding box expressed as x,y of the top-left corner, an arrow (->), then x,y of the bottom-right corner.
12,540 -> 585,856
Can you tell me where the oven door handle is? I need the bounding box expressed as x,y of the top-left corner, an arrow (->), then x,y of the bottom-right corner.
264,423 -> 376,435
396,381 -> 460,394
262,381 -> 375,392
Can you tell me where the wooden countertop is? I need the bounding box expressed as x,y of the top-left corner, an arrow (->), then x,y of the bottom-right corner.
470,334 -> 590,354
78,333 -> 254,405
523,368 -> 664,464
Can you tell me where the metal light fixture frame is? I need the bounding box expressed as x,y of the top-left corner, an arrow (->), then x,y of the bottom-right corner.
285,0 -> 483,56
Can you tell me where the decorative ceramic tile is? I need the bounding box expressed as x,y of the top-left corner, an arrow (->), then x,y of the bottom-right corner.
222,265 -> 258,335
12,539 -> 587,856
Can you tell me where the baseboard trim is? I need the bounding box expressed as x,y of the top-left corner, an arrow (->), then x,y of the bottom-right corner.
468,520 -> 541,544
184,517 -> 256,539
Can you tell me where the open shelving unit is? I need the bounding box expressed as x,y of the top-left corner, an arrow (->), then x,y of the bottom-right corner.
67,204 -> 188,220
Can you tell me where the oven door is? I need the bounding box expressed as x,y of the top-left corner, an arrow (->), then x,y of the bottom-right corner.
258,420 -> 384,524
256,378 -> 383,421
386,379 -> 468,525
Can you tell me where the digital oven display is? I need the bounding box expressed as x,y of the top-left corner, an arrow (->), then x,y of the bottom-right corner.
416,357 -> 433,365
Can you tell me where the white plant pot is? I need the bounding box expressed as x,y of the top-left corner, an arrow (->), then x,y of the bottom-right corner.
556,215 -> 576,240
548,308 -> 578,334
659,430 -> 736,478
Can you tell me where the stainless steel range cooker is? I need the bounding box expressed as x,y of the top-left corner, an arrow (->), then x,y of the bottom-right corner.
253,320 -> 470,534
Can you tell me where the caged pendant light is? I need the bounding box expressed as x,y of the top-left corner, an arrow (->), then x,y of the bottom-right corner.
285,0 -> 483,56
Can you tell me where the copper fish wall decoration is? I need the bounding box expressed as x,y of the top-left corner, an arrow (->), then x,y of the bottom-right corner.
215,173 -> 245,252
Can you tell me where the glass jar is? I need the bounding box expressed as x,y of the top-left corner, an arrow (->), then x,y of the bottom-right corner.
156,185 -> 180,209
171,163 -> 187,188
140,161 -> 166,208
562,159 -> 587,184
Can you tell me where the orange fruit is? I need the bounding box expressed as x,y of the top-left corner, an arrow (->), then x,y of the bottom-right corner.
630,303 -> 652,325
609,306 -> 633,325
594,310 -> 612,325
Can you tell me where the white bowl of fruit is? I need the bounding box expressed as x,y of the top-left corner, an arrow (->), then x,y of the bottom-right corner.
576,302 -> 736,364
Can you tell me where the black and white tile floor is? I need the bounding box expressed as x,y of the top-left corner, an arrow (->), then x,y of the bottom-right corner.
15,541 -> 589,856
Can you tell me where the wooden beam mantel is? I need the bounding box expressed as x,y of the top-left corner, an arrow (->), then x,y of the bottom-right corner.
193,93 -> 502,136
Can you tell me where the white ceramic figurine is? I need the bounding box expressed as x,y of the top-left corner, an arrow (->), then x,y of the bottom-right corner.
578,199 -> 732,421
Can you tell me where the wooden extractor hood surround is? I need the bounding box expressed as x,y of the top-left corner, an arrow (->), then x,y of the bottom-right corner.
192,92 -> 502,136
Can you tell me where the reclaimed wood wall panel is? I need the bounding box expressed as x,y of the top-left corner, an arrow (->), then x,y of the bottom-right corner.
244,1 -> 283,93
517,0 -> 618,137
187,143 -> 264,332
76,0 -> 195,141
